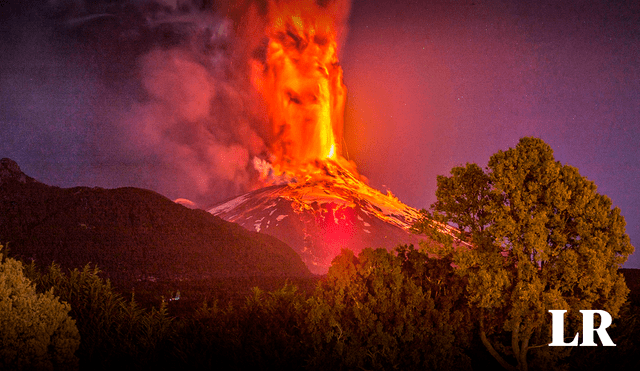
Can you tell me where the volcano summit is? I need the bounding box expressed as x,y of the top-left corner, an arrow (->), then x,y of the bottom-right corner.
209,160 -> 428,275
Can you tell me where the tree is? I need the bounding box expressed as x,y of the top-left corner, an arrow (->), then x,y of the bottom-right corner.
417,137 -> 634,371
23,262 -> 173,370
234,284 -> 312,370
308,246 -> 472,370
0,245 -> 80,370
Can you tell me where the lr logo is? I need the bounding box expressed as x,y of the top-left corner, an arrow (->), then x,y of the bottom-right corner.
548,310 -> 616,347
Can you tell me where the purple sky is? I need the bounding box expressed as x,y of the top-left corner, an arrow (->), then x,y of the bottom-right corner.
1,0 -> 638,267
341,0 -> 640,268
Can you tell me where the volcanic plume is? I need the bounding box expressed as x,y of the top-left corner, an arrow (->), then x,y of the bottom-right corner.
209,0 -> 438,274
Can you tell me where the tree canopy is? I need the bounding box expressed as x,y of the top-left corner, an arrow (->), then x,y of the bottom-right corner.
0,245 -> 80,370
308,246 -> 473,371
416,137 -> 634,371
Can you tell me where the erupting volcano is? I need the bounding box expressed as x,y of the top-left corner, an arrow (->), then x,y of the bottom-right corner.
210,0 -> 431,274
209,160 -> 427,275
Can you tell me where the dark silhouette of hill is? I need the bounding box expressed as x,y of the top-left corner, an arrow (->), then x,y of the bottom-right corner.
0,158 -> 311,281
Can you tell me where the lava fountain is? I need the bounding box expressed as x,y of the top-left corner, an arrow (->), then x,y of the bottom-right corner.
250,0 -> 348,173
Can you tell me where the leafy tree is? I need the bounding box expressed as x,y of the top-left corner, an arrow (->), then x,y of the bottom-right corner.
234,284 -> 312,369
23,262 -> 173,370
308,246 -> 472,371
168,283 -> 313,370
0,245 -> 80,370
417,137 -> 634,371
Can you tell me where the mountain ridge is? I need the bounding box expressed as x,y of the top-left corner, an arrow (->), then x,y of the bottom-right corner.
0,158 -> 311,280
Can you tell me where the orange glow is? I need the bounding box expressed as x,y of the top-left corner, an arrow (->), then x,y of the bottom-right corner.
252,0 -> 346,172
244,1 -> 433,239
211,1 -> 468,274
327,143 -> 336,158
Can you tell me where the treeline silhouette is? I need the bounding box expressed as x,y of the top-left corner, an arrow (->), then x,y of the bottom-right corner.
11,245 -> 640,371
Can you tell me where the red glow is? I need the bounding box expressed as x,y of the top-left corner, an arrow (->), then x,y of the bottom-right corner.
316,202 -> 357,261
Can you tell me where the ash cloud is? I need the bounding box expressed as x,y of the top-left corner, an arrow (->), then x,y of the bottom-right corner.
118,28 -> 270,203
1,0 -> 350,208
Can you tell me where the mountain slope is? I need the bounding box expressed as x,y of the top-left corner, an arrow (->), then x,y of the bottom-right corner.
209,160 -> 442,275
0,158 -> 311,280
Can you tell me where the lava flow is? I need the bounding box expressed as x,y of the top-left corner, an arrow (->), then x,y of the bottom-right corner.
209,159 -> 429,274
247,0 -> 399,214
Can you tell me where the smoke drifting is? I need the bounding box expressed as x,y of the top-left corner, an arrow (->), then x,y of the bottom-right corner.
123,43 -> 266,198
0,0 -> 351,208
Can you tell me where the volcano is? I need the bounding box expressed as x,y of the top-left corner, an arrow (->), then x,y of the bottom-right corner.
209,160 -> 430,275
208,0 -> 460,275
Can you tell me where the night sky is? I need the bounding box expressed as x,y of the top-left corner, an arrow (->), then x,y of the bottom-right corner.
342,0 -> 640,268
1,0 -> 639,267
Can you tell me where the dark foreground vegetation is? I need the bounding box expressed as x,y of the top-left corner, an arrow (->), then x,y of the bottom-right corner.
2,245 -> 639,371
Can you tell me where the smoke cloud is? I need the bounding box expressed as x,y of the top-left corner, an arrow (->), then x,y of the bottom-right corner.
0,0 -> 352,208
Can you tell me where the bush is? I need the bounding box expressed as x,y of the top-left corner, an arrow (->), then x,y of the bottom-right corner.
0,245 -> 80,370
23,261 -> 173,370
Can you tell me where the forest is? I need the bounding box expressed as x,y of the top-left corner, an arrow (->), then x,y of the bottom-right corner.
2,244 -> 639,371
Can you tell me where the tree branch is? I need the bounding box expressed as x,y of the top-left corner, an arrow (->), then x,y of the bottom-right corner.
519,328 -> 532,371
480,317 -> 518,371
511,320 -> 521,363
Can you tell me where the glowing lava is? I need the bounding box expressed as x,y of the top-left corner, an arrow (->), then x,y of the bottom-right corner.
252,0 -> 347,172
209,160 -> 427,274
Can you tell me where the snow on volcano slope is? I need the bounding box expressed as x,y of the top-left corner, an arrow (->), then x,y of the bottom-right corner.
208,162 -> 435,275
